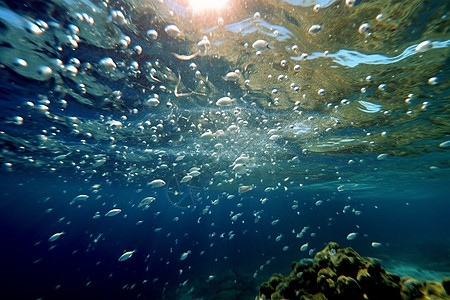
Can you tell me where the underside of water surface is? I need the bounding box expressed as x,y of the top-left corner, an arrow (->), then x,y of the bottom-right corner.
0,0 -> 449,299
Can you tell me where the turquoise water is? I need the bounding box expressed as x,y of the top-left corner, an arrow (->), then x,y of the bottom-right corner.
0,0 -> 449,299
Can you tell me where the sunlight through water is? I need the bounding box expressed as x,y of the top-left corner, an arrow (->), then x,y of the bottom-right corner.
188,0 -> 229,11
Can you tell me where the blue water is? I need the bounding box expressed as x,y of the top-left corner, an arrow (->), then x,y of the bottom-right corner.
0,0 -> 450,299
1,170 -> 449,299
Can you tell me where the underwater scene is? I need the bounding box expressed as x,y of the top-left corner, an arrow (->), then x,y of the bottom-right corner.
0,0 -> 450,299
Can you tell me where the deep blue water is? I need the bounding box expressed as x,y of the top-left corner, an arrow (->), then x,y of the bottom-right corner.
1,170 -> 450,299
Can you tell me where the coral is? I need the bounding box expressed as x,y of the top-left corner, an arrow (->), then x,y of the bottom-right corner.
258,242 -> 450,300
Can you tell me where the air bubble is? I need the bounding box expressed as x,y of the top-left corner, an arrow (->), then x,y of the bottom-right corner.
146,29 -> 158,40
415,40 -> 433,52
99,57 -> 116,72
428,77 -> 438,85
110,10 -> 127,25
68,24 -> 79,35
134,45 -> 143,55
130,61 -> 139,70
346,0 -> 357,7
26,22 -> 44,35
12,116 -> 23,125
65,65 -> 78,76
165,24 -> 182,38
358,23 -> 371,35
308,24 -> 322,34
68,58 -> 81,67
13,58 -> 28,67
37,66 -> 53,79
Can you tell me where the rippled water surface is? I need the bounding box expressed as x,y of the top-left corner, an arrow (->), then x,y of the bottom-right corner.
0,0 -> 449,299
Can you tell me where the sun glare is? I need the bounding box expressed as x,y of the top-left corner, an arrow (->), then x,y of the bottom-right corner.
188,0 -> 229,11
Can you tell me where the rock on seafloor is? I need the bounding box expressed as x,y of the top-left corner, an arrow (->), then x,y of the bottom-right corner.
258,242 -> 450,300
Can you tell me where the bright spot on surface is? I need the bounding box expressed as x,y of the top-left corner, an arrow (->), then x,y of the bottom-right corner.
189,0 -> 228,11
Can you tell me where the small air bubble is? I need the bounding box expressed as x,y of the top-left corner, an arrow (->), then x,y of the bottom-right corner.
13,58 -> 28,67
37,66 -> 53,79
376,14 -> 384,21
308,24 -> 322,34
346,0 -> 357,7
428,77 -> 438,85
378,84 -> 387,91
358,23 -> 371,35
146,29 -> 158,40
